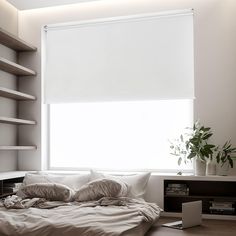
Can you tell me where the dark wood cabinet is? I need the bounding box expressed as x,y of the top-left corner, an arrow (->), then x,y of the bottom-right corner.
164,179 -> 236,215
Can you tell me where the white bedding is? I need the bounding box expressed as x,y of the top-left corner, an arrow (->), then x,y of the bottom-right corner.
0,196 -> 161,236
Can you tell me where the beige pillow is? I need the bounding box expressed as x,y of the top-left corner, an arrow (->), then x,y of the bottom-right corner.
21,183 -> 74,202
74,178 -> 128,202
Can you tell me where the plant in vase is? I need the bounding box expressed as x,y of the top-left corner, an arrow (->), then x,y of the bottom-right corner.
186,122 -> 215,175
215,140 -> 236,175
170,121 -> 215,176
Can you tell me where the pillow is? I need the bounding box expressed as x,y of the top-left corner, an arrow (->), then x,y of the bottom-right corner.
74,178 -> 129,202
90,170 -> 151,199
21,183 -> 74,202
20,172 -> 90,190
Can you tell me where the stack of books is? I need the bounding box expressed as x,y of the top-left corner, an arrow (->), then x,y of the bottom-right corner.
3,182 -> 22,194
210,201 -> 235,215
165,183 -> 189,196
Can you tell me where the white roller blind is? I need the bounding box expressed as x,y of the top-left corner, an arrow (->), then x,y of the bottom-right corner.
44,10 -> 194,103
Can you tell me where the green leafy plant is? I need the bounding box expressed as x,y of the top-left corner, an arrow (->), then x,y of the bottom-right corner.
170,121 -> 215,165
169,132 -> 191,166
186,122 -> 215,162
170,121 -> 236,170
215,140 -> 236,168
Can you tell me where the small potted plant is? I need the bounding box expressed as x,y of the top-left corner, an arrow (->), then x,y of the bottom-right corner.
215,140 -> 236,175
170,121 -> 215,176
186,122 -> 215,175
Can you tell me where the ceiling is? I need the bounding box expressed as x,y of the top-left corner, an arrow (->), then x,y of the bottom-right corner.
6,0 -> 98,10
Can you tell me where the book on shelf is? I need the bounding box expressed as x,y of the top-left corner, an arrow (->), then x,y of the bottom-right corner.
209,200 -> 235,215
210,208 -> 235,215
3,182 -> 22,193
211,201 -> 234,208
165,183 -> 189,196
210,206 -> 234,210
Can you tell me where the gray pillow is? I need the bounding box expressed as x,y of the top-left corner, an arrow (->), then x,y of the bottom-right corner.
74,178 -> 129,202
21,183 -> 74,202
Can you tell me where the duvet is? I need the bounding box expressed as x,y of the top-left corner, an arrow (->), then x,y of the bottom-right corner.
0,196 -> 161,236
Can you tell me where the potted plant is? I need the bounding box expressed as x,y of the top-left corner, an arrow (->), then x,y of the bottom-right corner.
170,121 -> 215,176
186,122 -> 215,175
215,140 -> 236,175
170,121 -> 236,176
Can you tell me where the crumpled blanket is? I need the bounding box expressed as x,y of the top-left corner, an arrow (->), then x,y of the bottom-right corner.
1,195 -> 72,209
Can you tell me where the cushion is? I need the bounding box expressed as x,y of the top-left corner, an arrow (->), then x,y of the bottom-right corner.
21,183 -> 74,202
90,170 -> 151,199
74,178 -> 129,202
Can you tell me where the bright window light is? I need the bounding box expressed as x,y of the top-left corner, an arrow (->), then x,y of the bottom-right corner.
49,100 -> 193,172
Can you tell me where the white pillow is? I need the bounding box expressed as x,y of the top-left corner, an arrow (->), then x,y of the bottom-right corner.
21,183 -> 74,202
74,178 -> 128,202
21,172 -> 90,191
90,170 -> 151,199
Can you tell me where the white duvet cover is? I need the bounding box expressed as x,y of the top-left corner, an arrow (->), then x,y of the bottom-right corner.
0,196 -> 161,236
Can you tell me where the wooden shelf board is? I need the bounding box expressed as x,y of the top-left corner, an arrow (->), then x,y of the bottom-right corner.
0,27 -> 37,51
0,116 -> 36,125
164,195 -> 236,200
0,87 -> 36,100
0,146 -> 37,150
0,57 -> 36,76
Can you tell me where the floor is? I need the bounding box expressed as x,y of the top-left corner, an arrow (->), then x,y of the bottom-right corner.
146,217 -> 236,236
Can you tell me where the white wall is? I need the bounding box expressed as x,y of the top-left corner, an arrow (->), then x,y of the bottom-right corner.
0,0 -> 18,171
17,0 -> 236,174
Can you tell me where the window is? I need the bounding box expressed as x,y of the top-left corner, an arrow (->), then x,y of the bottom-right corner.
45,11 -> 194,172
49,99 -> 193,172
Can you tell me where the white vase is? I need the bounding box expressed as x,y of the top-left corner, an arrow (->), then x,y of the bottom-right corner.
194,158 -> 206,176
206,160 -> 216,175
217,163 -> 230,176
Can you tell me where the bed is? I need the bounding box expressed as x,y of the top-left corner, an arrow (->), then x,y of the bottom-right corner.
0,171 -> 161,236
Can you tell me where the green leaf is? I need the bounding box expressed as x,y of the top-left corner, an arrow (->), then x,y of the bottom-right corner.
229,158 -> 233,168
178,158 -> 182,166
202,133 -> 213,140
187,152 -> 195,159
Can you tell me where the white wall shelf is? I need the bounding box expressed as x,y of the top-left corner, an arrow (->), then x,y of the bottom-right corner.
0,87 -> 36,100
0,57 -> 36,76
0,116 -> 36,125
0,28 -> 37,155
0,27 -> 37,51
0,146 -> 37,150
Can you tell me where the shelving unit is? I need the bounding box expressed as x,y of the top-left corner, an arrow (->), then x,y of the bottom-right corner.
164,179 -> 236,217
0,28 -> 37,151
